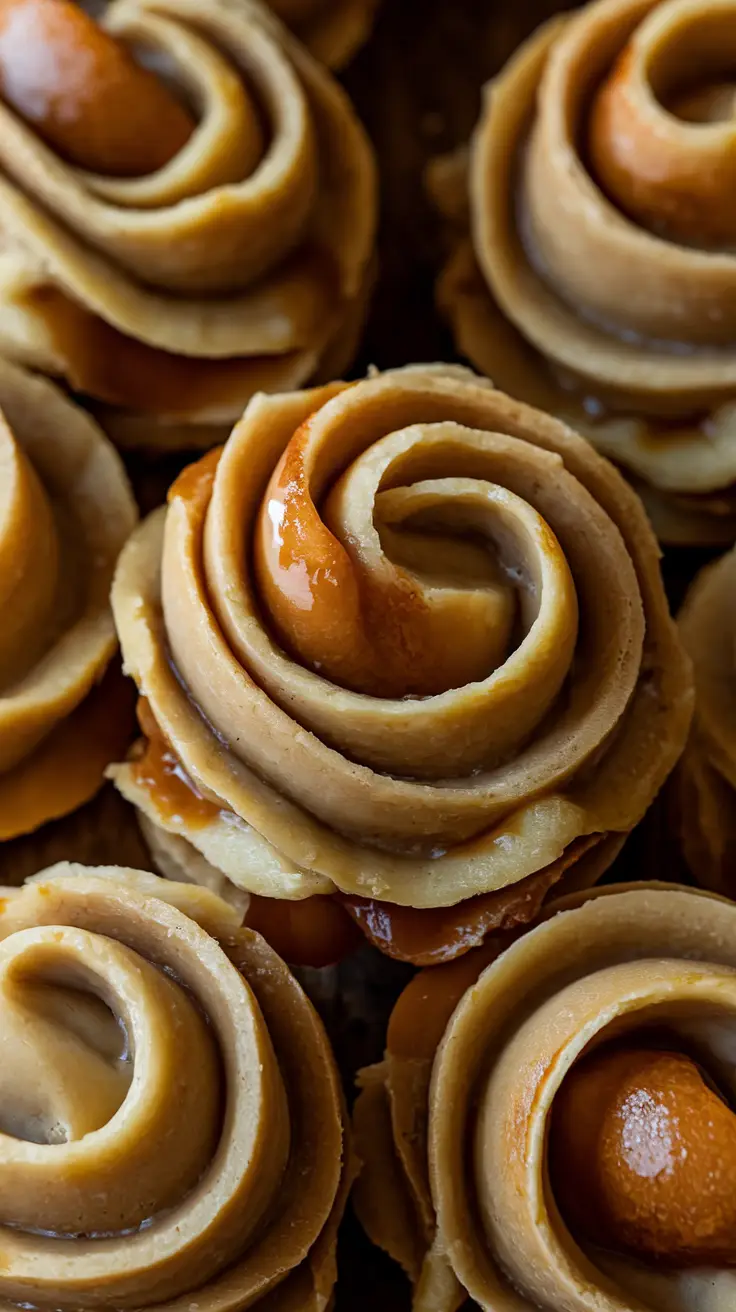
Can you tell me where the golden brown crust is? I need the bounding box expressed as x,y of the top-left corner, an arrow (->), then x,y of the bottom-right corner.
354,883 -> 736,1311
110,364 -> 692,922
433,0 -> 736,545
0,358 -> 136,840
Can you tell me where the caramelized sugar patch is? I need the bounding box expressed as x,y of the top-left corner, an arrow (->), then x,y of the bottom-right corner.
246,893 -> 361,968
550,1043 -> 736,1265
131,699 -> 222,830
25,288 -> 267,414
0,663 -> 136,840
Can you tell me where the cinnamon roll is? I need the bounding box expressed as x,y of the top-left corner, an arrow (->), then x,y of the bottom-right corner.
677,545 -> 736,895
0,863 -> 348,1311
354,883 -> 736,1311
0,0 -> 377,450
109,364 -> 692,965
434,0 -> 736,544
0,356 -> 136,842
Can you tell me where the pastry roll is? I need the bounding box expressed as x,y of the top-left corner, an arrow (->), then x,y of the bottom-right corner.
434,0 -> 736,544
677,546 -> 736,895
0,863 -> 348,1311
0,0 -> 377,450
109,364 -> 692,965
354,883 -> 736,1311
0,357 -> 136,842
267,0 -> 380,67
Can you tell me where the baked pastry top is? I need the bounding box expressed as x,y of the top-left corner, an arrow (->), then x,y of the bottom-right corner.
0,0 -> 377,450
110,364 -> 692,962
433,0 -> 736,545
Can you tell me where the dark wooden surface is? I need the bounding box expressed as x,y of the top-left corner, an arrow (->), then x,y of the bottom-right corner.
2,1 -> 714,1306
347,0 -> 564,370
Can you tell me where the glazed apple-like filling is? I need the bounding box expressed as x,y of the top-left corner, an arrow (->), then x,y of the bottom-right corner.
109,364 -> 691,963
0,0 -> 377,448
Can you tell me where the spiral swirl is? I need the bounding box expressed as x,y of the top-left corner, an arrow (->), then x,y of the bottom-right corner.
0,864 -> 347,1311
267,0 -> 380,67
435,0 -> 736,544
0,0 -> 376,449
0,356 -> 136,842
354,883 -> 736,1311
676,546 -> 736,895
109,364 -> 691,935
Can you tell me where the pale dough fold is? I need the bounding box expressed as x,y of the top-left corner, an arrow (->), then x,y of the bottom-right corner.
0,356 -> 136,842
354,882 -> 736,1312
677,546 -> 736,894
433,0 -> 736,544
267,0 -> 380,67
109,364 -> 692,912
0,0 -> 377,449
0,865 -> 348,1311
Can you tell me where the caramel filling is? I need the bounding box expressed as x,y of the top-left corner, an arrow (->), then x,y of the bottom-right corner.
132,698 -> 360,968
0,0 -> 193,175
26,288 -> 264,415
386,940 -> 503,1063
0,406 -> 136,839
550,1045 -> 736,1265
589,18 -> 736,246
244,894 -> 361,970
341,835 -> 601,965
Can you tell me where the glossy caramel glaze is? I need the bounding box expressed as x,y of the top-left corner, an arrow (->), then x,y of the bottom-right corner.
168,444 -> 222,509
132,697 -> 362,967
254,414 -> 520,700
550,1045 -> 736,1265
0,0 -> 193,175
341,835 -> 601,965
